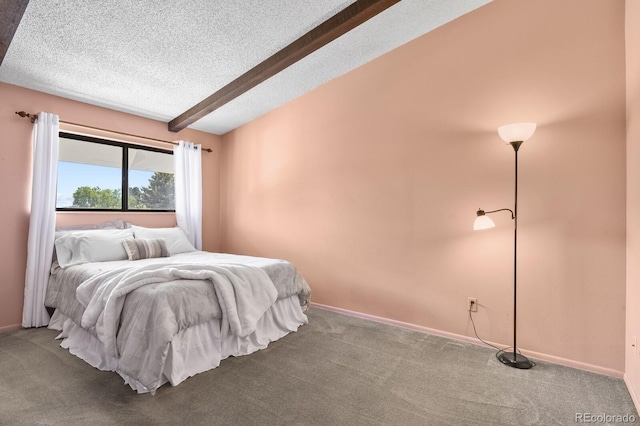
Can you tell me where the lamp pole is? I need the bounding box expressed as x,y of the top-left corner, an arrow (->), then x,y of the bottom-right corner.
511,141 -> 521,365
494,140 -> 534,369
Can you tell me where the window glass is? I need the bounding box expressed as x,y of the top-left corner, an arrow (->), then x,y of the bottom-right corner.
57,136 -> 123,209
56,133 -> 175,211
128,148 -> 175,210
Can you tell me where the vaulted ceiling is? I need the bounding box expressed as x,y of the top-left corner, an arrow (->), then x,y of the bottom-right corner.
0,0 -> 491,135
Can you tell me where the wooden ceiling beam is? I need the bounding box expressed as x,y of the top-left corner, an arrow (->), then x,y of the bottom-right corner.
168,0 -> 401,132
0,0 -> 29,66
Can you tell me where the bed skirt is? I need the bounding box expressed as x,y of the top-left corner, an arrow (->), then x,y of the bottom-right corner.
48,295 -> 308,394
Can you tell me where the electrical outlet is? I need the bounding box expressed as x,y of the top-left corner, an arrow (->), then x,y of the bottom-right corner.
468,297 -> 478,312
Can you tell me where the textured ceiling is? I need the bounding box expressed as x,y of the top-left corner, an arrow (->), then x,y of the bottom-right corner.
0,0 -> 491,135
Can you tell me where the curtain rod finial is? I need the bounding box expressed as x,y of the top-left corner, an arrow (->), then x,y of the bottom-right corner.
15,111 -> 37,123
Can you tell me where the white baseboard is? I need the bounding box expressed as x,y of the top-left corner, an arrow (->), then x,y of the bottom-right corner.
0,323 -> 21,333
624,374 -> 640,413
310,302 -> 624,379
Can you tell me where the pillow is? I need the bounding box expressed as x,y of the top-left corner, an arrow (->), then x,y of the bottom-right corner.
55,219 -> 125,232
122,238 -> 169,261
55,228 -> 134,268
131,225 -> 196,255
52,219 -> 126,264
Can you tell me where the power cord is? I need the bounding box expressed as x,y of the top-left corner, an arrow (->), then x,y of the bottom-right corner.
468,309 -> 520,354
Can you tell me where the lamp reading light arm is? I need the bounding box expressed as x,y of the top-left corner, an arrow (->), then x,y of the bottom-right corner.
476,208 -> 515,220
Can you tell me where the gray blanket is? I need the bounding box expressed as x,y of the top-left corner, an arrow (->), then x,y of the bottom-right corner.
77,263 -> 278,357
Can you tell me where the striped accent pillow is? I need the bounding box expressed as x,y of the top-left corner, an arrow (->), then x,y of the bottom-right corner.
122,238 -> 169,261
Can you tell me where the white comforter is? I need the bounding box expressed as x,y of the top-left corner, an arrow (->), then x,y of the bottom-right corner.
76,263 -> 277,357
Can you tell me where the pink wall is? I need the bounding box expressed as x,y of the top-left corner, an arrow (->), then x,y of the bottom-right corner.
0,82 -> 222,331
626,0 -> 640,408
220,0 -> 627,374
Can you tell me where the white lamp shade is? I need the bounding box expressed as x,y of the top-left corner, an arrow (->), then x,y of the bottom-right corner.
474,215 -> 495,231
498,123 -> 537,143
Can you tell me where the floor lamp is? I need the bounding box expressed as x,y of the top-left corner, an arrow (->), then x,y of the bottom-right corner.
473,122 -> 536,370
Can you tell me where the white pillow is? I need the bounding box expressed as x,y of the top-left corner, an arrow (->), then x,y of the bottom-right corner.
55,219 -> 125,232
53,219 -> 126,263
55,228 -> 134,268
131,225 -> 196,255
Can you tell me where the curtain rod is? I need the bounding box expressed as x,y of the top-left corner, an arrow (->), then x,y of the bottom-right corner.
14,111 -> 213,153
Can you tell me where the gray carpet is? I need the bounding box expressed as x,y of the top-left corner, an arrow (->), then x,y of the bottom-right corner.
0,307 -> 637,426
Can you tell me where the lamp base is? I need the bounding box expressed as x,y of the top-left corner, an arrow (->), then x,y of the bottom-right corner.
496,350 -> 535,369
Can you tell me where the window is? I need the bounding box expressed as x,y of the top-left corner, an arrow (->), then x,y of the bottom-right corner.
56,133 -> 175,211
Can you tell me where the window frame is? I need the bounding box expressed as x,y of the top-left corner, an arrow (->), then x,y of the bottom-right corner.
56,132 -> 175,212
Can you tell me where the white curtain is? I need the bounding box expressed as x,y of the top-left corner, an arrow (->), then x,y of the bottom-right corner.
174,141 -> 202,250
23,112 -> 59,327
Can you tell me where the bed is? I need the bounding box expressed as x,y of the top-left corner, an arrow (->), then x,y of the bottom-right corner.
44,222 -> 311,394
